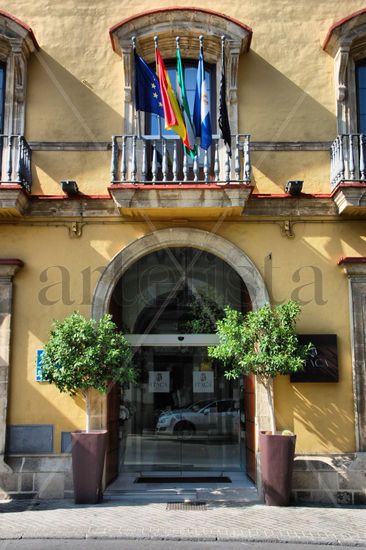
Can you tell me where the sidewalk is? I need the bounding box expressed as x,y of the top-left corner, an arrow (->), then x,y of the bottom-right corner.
1,497 -> 366,546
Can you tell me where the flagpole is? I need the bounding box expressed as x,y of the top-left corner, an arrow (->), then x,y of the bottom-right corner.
154,35 -> 162,139
132,35 -> 142,139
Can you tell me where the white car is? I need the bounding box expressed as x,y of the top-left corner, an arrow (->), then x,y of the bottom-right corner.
156,398 -> 239,438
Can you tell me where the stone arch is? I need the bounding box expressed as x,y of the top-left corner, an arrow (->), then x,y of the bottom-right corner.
92,227 -> 268,321
90,228 -> 272,458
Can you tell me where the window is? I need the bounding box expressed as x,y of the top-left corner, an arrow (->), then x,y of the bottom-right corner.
0,11 -> 38,183
323,8 -> 366,134
356,62 -> 366,133
147,62 -> 216,136
0,62 -> 5,134
109,8 -> 252,137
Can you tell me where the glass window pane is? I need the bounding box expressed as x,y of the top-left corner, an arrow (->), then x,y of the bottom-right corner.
359,115 -> 366,134
0,64 -> 5,132
111,247 -> 251,334
145,61 -> 214,136
357,65 -> 366,88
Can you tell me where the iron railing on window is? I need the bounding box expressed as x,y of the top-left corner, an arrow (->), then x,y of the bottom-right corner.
330,134 -> 366,189
0,135 -> 32,192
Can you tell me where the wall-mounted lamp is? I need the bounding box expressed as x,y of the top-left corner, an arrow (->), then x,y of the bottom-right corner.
285,180 -> 303,195
61,180 -> 79,196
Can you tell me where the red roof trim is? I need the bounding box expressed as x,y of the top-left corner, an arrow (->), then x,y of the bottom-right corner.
323,8 -> 366,51
0,258 -> 24,267
0,9 -> 39,50
338,256 -> 366,265
109,7 -> 252,52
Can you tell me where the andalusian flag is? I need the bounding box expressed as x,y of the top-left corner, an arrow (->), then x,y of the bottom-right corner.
155,48 -> 190,151
176,46 -> 197,157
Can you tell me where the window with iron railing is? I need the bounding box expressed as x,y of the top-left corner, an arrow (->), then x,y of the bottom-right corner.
144,61 -> 216,182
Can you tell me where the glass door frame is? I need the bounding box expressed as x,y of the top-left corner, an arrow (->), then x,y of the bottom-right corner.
123,333 -> 244,472
126,334 -> 219,347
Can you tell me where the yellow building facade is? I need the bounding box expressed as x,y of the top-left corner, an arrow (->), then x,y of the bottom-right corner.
0,0 -> 365,503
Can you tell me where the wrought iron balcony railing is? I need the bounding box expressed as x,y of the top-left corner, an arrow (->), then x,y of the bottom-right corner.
330,134 -> 366,189
0,135 -> 32,192
111,134 -> 251,184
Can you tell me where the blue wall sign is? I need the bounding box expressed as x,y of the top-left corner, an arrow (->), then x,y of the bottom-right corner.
36,349 -> 45,382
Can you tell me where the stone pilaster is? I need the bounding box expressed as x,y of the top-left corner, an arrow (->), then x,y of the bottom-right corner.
0,259 -> 23,472
339,258 -> 366,451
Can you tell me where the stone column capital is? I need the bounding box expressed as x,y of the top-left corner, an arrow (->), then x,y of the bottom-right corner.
0,259 -> 24,280
338,257 -> 366,279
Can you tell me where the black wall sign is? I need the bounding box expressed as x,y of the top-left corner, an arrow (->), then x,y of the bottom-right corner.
290,334 -> 338,383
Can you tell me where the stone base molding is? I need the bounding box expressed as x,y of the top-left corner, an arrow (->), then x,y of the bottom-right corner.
0,259 -> 23,473
0,455 -> 72,499
292,453 -> 366,505
0,452 -> 365,503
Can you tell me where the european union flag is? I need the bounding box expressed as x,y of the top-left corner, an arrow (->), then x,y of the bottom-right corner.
134,51 -> 164,118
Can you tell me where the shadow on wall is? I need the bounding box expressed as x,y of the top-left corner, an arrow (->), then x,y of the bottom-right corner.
275,382 -> 355,453
238,51 -> 336,191
25,50 -> 123,194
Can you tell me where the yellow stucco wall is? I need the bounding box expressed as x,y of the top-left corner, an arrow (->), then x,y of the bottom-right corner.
1,219 -> 364,453
0,1 -> 365,456
0,0 -> 364,194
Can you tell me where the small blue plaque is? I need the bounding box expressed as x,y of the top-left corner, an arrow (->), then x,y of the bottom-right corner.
36,349 -> 44,382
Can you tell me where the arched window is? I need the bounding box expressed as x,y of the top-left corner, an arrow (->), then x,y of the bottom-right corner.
324,9 -> 366,189
0,10 -> 37,188
110,8 -> 252,136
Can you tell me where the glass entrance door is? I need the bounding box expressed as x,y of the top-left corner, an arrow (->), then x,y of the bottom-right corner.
119,346 -> 243,472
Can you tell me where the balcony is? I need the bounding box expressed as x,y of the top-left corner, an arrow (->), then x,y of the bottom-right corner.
331,134 -> 366,217
0,135 -> 32,217
109,134 -> 252,219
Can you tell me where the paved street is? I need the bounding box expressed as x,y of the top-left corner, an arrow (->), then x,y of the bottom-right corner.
0,498 -> 366,546
0,541 -> 363,550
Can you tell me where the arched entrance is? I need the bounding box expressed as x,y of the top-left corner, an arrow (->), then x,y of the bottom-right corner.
91,228 -> 270,485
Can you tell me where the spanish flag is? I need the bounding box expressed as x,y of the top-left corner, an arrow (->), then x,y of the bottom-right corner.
155,47 -> 190,151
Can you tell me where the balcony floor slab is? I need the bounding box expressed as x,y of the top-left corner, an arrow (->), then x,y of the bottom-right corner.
0,185 -> 30,217
109,184 -> 253,220
332,182 -> 366,217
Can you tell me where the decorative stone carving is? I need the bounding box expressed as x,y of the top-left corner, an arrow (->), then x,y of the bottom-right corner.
0,259 -> 23,472
335,46 -> 350,103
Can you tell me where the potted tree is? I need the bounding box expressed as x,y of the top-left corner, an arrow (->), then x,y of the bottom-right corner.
208,300 -> 312,506
41,312 -> 135,504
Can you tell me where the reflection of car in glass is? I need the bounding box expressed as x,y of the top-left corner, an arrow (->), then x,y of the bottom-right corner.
156,399 -> 240,437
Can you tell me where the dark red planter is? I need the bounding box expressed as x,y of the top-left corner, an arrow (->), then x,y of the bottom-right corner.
71,430 -> 108,504
259,431 -> 296,506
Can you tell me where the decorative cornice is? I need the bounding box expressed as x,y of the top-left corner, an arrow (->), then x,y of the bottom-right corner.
0,259 -> 23,279
323,8 -> 366,54
339,257 -> 366,278
338,257 -> 366,265
0,258 -> 24,266
0,9 -> 39,51
109,7 -> 252,54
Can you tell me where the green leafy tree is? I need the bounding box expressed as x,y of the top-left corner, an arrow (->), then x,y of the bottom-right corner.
208,300 -> 312,434
41,312 -> 135,431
